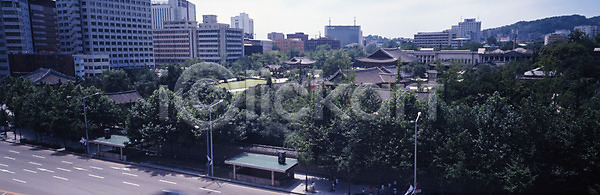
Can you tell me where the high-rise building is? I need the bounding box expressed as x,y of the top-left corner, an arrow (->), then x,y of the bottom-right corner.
153,20 -> 197,65
0,17 -> 8,77
231,13 -> 254,39
414,18 -> 481,48
453,18 -> 481,43
29,0 -> 60,53
574,25 -> 599,38
287,32 -> 308,42
197,15 -> 244,64
56,0 -> 154,69
413,31 -> 453,48
325,25 -> 363,47
267,32 -> 284,41
151,0 -> 196,29
1,0 -> 34,54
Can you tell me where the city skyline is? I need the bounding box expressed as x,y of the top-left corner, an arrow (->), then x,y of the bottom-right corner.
190,0 -> 600,40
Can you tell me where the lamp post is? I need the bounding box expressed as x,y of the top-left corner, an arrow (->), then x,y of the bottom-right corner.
413,112 -> 421,194
67,92 -> 101,155
196,99 -> 223,177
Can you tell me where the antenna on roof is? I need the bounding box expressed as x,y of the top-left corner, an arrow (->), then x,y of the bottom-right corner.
329,17 -> 331,26
354,17 -> 356,26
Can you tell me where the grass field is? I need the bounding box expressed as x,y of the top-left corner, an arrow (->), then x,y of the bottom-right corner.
219,79 -> 266,90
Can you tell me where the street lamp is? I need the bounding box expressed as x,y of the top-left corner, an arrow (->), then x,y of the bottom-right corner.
412,112 -> 422,195
195,99 -> 223,177
67,92 -> 101,155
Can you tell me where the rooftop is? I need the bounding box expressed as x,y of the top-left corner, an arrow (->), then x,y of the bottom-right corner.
89,135 -> 130,148
225,152 -> 298,173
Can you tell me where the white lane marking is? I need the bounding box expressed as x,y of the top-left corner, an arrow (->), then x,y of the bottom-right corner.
53,176 -> 68,181
73,167 -> 88,171
28,162 -> 42,166
12,178 -> 27,183
123,181 -> 140,187
61,161 -> 73,165
32,155 -> 45,159
23,169 -> 37,173
89,166 -> 103,170
159,179 -> 177,185
8,150 -> 20,154
57,167 -> 71,172
0,163 -> 8,167
4,156 -> 15,160
88,174 -> 104,179
37,168 -> 55,173
199,187 -> 222,193
0,169 -> 15,174
122,172 -> 137,177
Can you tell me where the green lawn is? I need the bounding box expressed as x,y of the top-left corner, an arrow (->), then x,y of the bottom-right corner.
219,79 -> 266,90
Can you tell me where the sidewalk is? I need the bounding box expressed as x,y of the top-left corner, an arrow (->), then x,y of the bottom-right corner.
1,129 -> 399,195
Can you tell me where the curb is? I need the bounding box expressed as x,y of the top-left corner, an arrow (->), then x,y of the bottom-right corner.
0,138 -> 304,195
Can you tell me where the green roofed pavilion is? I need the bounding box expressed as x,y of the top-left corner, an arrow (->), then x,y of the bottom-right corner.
225,152 -> 298,186
89,135 -> 130,161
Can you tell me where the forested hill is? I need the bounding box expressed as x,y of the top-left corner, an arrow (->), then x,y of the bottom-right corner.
482,14 -> 600,41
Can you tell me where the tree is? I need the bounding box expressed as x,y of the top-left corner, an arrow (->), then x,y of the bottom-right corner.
486,36 -> 498,45
94,69 -> 133,93
459,41 -> 483,51
322,50 -> 351,77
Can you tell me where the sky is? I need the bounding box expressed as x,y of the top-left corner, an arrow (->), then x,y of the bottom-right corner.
188,0 -> 600,40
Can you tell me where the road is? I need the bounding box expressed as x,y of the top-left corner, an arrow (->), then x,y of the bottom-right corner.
0,141 -> 286,195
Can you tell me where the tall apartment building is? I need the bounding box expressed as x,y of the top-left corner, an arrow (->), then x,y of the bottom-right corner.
151,0 -> 196,29
231,13 -> 254,39
453,18 -> 481,43
197,15 -> 244,64
0,17 -> 8,77
574,25 -> 599,38
267,32 -> 284,40
153,20 -> 197,65
325,25 -> 363,47
56,0 -> 155,69
1,0 -> 33,54
29,0 -> 59,53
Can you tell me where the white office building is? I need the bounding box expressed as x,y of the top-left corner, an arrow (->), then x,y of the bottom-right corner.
151,0 -> 196,29
57,0 -> 154,69
574,25 -> 599,38
231,13 -> 254,39
73,54 -> 110,77
197,15 -> 244,64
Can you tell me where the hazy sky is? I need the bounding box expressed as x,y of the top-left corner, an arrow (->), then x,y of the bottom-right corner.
189,0 -> 600,40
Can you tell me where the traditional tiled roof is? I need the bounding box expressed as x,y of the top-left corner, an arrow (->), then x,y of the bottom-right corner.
284,57 -> 316,65
104,90 -> 143,104
23,68 -> 75,85
357,48 -> 419,64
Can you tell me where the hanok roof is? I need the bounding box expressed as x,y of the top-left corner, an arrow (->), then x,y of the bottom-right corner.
357,48 -> 419,64
354,68 -> 388,84
104,90 -> 143,104
284,57 -> 316,65
23,68 -> 75,85
225,152 -> 298,173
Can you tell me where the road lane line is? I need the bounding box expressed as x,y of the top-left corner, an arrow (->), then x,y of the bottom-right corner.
12,178 -> 27,184
123,181 -> 140,187
23,169 -> 37,173
89,166 -> 103,170
1,169 -> 15,174
57,167 -> 71,172
122,172 -> 137,177
4,156 -> 15,160
53,176 -> 68,181
28,162 -> 42,166
32,155 -> 45,159
88,174 -> 104,179
198,187 -> 222,193
0,163 -> 8,167
61,161 -> 73,165
8,150 -> 20,154
159,179 -> 177,185
37,168 -> 55,173
73,167 -> 88,171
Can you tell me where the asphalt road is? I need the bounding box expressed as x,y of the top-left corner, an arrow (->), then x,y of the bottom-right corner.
0,141 -> 286,195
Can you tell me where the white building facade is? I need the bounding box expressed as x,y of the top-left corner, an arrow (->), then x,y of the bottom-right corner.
230,13 -> 254,39
1,0 -> 34,54
56,0 -> 155,69
198,15 -> 244,64
151,0 -> 195,29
